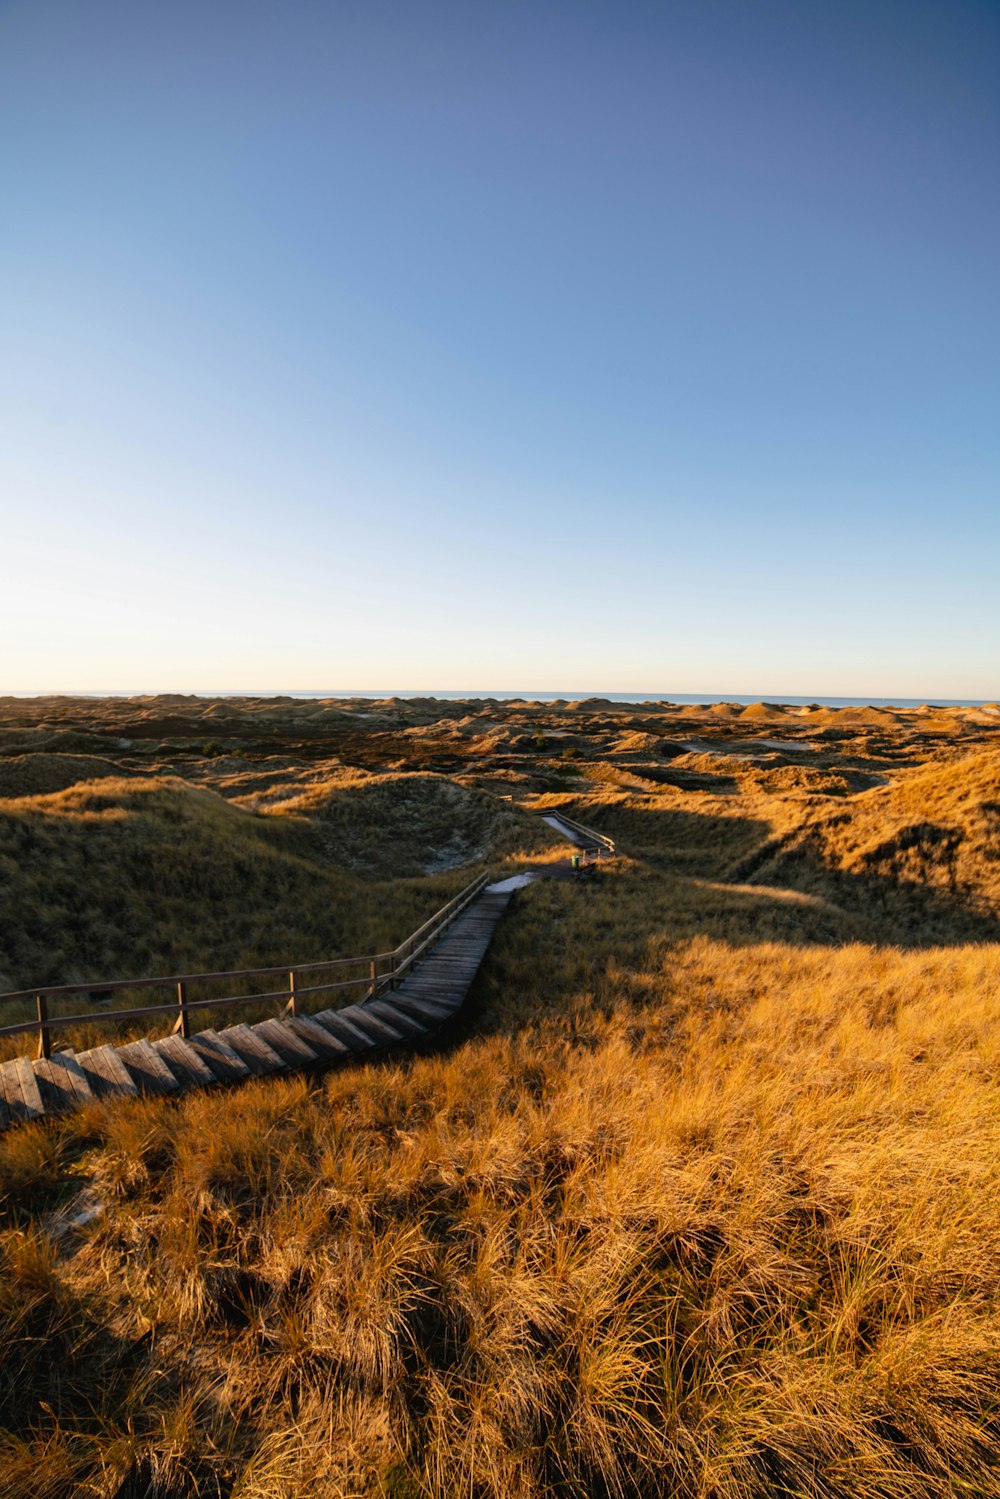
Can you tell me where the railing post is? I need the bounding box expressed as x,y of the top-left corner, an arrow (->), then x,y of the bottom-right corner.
369,958 -> 378,998
36,994 -> 51,1059
287,969 -> 298,1017
174,980 -> 190,1038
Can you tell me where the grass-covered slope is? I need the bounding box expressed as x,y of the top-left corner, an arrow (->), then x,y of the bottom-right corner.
0,706 -> 999,1497
736,750 -> 1000,944
1,837 -> 999,1497
269,770 -> 524,878
0,772 -> 530,993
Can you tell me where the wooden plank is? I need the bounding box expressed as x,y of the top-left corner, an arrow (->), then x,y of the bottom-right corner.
118,1039 -> 181,1095
407,975 -> 476,991
404,956 -> 474,971
410,954 -> 478,970
33,1052 -> 95,1114
415,956 -> 479,969
404,971 -> 479,983
440,944 -> 494,960
398,978 -> 466,999
11,1056 -> 45,1121
0,1060 -> 29,1124
397,981 -> 465,1000
286,1014 -> 351,1060
33,1056 -> 79,1115
389,992 -> 455,1024
50,1050 -> 97,1105
187,1029 -> 253,1085
76,1043 -> 140,1098
217,1023 -> 288,1076
311,1009 -> 378,1053
153,1035 -> 217,1090
1,1058 -> 29,1120
337,1005 -> 406,1046
254,1018 -> 318,1067
362,998 -> 429,1038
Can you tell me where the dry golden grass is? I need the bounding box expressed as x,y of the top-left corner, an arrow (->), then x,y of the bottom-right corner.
0,699 -> 998,1496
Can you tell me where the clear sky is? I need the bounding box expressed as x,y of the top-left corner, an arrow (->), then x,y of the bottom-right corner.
1,0 -> 997,698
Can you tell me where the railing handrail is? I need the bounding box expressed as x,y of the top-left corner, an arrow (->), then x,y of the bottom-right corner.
548,809 -> 616,855
0,952 -> 397,1007
0,868 -> 492,1055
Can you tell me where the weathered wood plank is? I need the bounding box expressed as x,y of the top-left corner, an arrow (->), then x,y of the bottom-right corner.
1,1058 -> 29,1120
76,1043 -> 140,1098
389,993 -> 455,1024
286,1014 -> 351,1060
254,1018 -> 318,1067
400,978 -> 466,997
9,1061 -> 45,1121
32,1057 -> 78,1115
118,1039 -> 181,1095
0,1061 -> 24,1124
399,978 -> 466,999
187,1029 -> 253,1084
52,1051 -> 97,1105
33,1051 -> 95,1113
337,1006 -> 405,1046
153,1035 -> 218,1090
217,1023 -> 288,1076
362,998 -> 429,1038
311,1009 -> 378,1052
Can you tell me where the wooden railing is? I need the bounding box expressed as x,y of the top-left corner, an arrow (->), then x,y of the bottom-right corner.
549,810 -> 616,857
0,871 -> 490,1059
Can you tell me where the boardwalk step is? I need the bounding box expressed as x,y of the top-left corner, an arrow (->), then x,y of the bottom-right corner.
399,974 -> 467,995
153,1035 -> 218,1090
389,992 -> 455,1024
337,1005 -> 405,1046
118,1038 -> 182,1095
75,1043 -> 140,1099
254,1018 -> 319,1067
286,1014 -> 352,1060
311,1009 -> 378,1053
400,977 -> 465,997
0,1056 -> 45,1124
33,1051 -> 95,1113
187,1029 -> 253,1084
362,998 -> 429,1038
216,1023 -> 287,1076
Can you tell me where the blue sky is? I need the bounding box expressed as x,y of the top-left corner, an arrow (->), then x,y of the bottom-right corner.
1,0 -> 997,696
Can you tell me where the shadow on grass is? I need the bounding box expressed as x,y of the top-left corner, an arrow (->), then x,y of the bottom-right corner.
460,799 -> 1000,1038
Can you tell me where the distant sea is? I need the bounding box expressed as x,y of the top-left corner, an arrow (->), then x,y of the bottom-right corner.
101,690 -> 994,708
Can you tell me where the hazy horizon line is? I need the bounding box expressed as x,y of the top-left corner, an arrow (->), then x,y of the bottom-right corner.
3,688 -> 997,708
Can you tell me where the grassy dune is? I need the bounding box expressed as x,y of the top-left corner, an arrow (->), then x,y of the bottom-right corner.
0,698 -> 998,1496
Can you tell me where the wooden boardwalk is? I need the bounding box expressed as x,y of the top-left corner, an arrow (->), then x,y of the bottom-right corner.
0,889 -> 513,1130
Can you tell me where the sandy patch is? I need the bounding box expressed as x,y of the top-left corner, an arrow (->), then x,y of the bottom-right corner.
487,873 -> 537,892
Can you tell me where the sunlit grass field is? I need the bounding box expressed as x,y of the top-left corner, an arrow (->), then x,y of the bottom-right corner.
1,696 -> 998,1497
